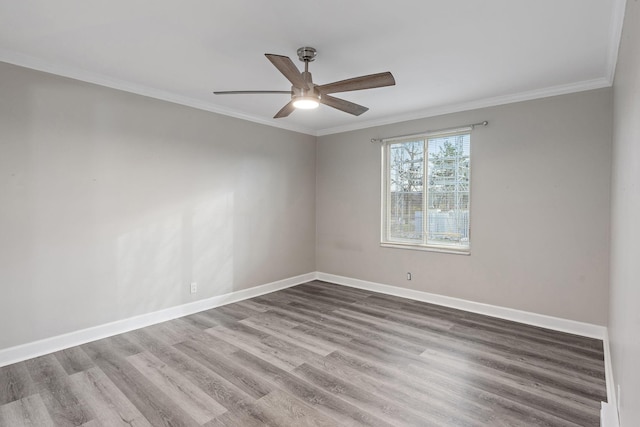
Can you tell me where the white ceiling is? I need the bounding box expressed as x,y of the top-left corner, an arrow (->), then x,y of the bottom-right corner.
0,0 -> 626,136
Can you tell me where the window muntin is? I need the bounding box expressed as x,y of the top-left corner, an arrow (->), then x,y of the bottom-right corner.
382,132 -> 471,253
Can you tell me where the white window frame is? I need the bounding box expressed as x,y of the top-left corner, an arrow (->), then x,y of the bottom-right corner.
380,128 -> 471,255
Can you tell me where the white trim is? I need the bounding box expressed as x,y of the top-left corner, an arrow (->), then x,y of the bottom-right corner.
317,77 -> 611,136
380,133 -> 472,255
605,0 -> 628,84
601,330 -> 620,426
379,243 -> 471,255
0,48 -> 317,137
0,48 -> 614,138
315,272 -> 606,339
0,272 -> 315,367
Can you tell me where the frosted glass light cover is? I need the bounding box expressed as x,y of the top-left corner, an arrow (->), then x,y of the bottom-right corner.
293,98 -> 319,109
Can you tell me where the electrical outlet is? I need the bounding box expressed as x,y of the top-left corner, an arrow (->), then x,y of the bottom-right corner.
190,282 -> 197,294
407,272 -> 412,281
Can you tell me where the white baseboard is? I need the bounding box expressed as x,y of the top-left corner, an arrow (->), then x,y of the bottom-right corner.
315,272 -> 607,339
0,272 -> 315,367
601,330 -> 620,427
1,270 -> 610,373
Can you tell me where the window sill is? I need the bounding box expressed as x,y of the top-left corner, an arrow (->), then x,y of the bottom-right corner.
380,242 -> 470,255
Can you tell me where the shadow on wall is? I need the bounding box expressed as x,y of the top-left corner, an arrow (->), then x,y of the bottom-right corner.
116,192 -> 234,316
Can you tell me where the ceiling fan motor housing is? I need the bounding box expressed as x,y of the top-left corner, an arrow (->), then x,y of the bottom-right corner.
292,84 -> 321,102
297,46 -> 317,62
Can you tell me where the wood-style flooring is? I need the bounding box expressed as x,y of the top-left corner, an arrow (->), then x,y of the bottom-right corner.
0,281 -> 606,426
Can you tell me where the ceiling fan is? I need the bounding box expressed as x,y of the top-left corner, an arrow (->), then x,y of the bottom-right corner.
213,47 -> 396,118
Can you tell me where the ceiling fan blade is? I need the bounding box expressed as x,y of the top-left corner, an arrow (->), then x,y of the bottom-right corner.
265,54 -> 308,88
320,94 -> 369,116
274,100 -> 296,118
213,90 -> 292,95
317,72 -> 395,94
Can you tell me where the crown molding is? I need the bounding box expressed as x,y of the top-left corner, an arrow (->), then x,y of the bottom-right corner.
1,33 -> 621,139
605,0 -> 628,83
316,77 -> 612,136
0,48 -> 317,136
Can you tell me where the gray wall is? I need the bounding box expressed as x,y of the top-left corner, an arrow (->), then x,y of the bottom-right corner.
317,89 -> 612,325
0,59 -> 616,356
610,0 -> 640,423
0,62 -> 316,350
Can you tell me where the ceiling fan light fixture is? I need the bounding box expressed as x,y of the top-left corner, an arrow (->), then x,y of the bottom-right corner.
214,47 -> 395,118
292,96 -> 320,109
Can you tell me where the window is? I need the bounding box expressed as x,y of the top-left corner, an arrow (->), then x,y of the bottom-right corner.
381,130 -> 471,253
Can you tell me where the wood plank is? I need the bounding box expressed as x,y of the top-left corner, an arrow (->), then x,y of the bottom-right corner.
68,367 -> 151,427
232,349 -> 395,427
205,324 -> 307,371
284,286 -> 359,306
0,363 -> 38,405
142,322 -> 190,346
0,394 -> 55,427
147,341 -> 256,410
180,312 -> 220,330
283,305 -> 430,355
302,350 -> 492,426
127,351 -> 226,423
292,362 -> 456,426
198,308 -> 244,327
233,299 -> 273,313
215,302 -> 265,320
243,310 -> 301,330
253,389 -> 340,427
101,334 -> 145,357
53,347 -> 95,376
169,317 -> 212,338
82,340 -> 200,427
121,329 -> 173,356
273,290 -> 352,313
325,350 -> 582,427
184,325 -> 244,356
240,316 -> 337,356
25,354 -> 95,426
174,338 -> 274,399
295,281 -> 374,299
205,403 -> 273,427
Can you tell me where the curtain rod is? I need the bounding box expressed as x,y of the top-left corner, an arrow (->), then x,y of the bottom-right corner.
370,120 -> 488,143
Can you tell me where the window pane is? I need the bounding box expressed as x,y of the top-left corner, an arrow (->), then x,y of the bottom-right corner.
388,141 -> 424,242
426,134 -> 470,248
